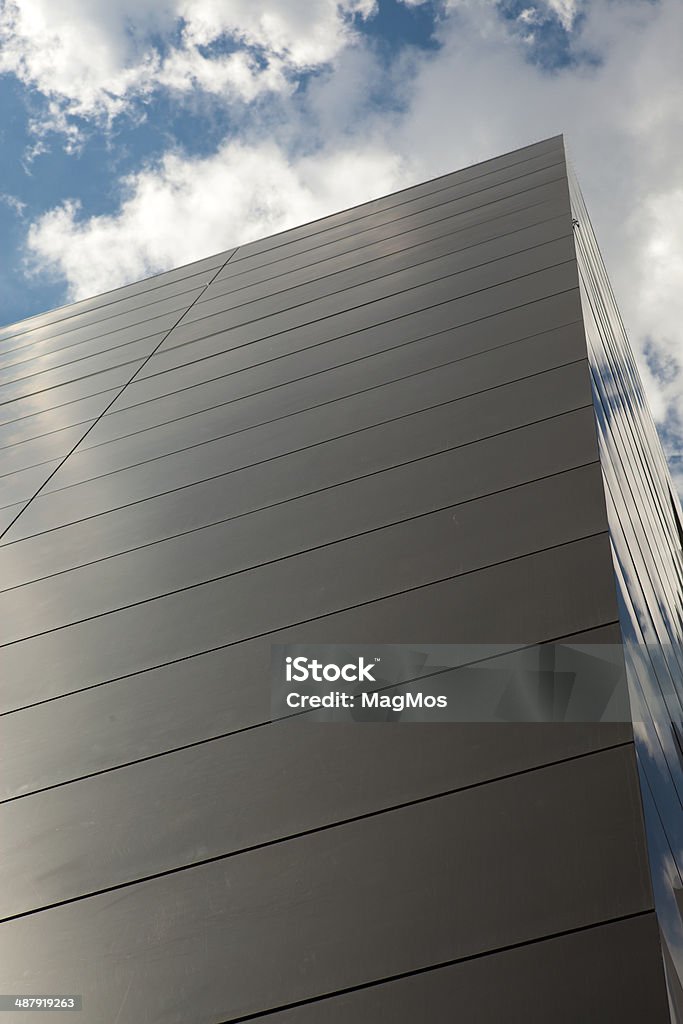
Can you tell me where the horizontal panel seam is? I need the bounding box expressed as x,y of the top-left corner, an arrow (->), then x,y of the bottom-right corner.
0,526 -> 611,650
228,149 -> 566,270
0,386 -> 121,433
0,311 -> 202,392
0,428 -> 599,594
196,192 -> 568,312
0,253 -> 239,543
0,618 -> 625,799
0,396 -> 594,548
0,283 -> 210,374
0,263 -> 230,355
103,291 -> 583,421
30,352 -> 590,500
213,908 -> 655,1024
151,235 -> 576,362
0,354 -> 152,412
1,616 -> 621,718
0,738 -> 634,924
75,315 -> 586,459
134,267 -> 579,390
0,416 -> 101,456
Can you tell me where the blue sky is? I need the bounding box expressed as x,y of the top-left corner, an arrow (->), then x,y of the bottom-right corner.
1,0 -> 682,481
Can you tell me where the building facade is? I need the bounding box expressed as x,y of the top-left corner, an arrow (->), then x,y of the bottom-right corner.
0,135 -> 680,1021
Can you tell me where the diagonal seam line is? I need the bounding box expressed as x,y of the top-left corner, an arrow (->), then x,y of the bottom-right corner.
0,308 -> 195,397
0,409 -> 596,595
205,182 -> 566,305
0,299 -> 587,546
0,311 -> 582,469
135,235 -> 576,375
58,310 -> 583,466
101,292 -> 582,426
14,323 -> 585,507
0,739 -> 635,923
0,457 -> 602,642
0,278 -> 577,436
0,351 -> 158,412
0,248 -> 240,543
0,281 -> 207,385
0,138 -> 559,347
0,258 -> 230,357
221,147 -> 565,275
184,194 -> 568,321
0,526 -> 610,651
0,272 -> 580,479
0,384 -> 120,431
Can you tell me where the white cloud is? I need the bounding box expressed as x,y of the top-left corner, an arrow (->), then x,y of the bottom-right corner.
0,192 -> 26,216
636,188 -> 683,435
16,0 -> 683,472
0,0 -> 378,128
543,0 -> 579,30
25,140 -> 410,299
518,8 -> 541,25
375,0 -> 683,452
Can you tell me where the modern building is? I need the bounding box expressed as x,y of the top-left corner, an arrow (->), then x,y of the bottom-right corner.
0,134 -> 681,1021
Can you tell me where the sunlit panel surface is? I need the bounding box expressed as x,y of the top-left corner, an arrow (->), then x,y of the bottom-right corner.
0,138 -> 674,1021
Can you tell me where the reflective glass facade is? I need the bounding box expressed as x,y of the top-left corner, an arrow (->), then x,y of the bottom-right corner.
0,136 -> 677,1021
569,162 -> 683,1020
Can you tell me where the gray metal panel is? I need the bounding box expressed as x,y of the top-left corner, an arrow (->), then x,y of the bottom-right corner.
47,323 -> 586,489
0,746 -> 653,1023
0,252 -> 232,348
0,364 -> 147,426
134,261 -> 580,381
0,405 -> 600,590
0,719 -> 634,918
0,626 -> 626,801
151,236 -> 576,362
110,284 -> 583,411
0,461 -> 607,642
0,460 -> 62,508
228,140 -> 564,268
0,391 -> 120,450
0,532 -> 620,712
0,421 -> 98,477
0,315 -> 179,392
0,501 -> 27,534
77,318 -> 586,451
0,328 -> 172,406
3,358 -> 594,539
0,274 -> 214,376
0,287 -> 205,380
189,211 -> 570,324
210,183 -> 569,299
0,138 -> 669,1022
252,915 -> 670,1024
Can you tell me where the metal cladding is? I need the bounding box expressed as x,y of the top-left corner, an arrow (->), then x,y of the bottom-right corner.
569,161 -> 683,1021
0,136 -> 678,1021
